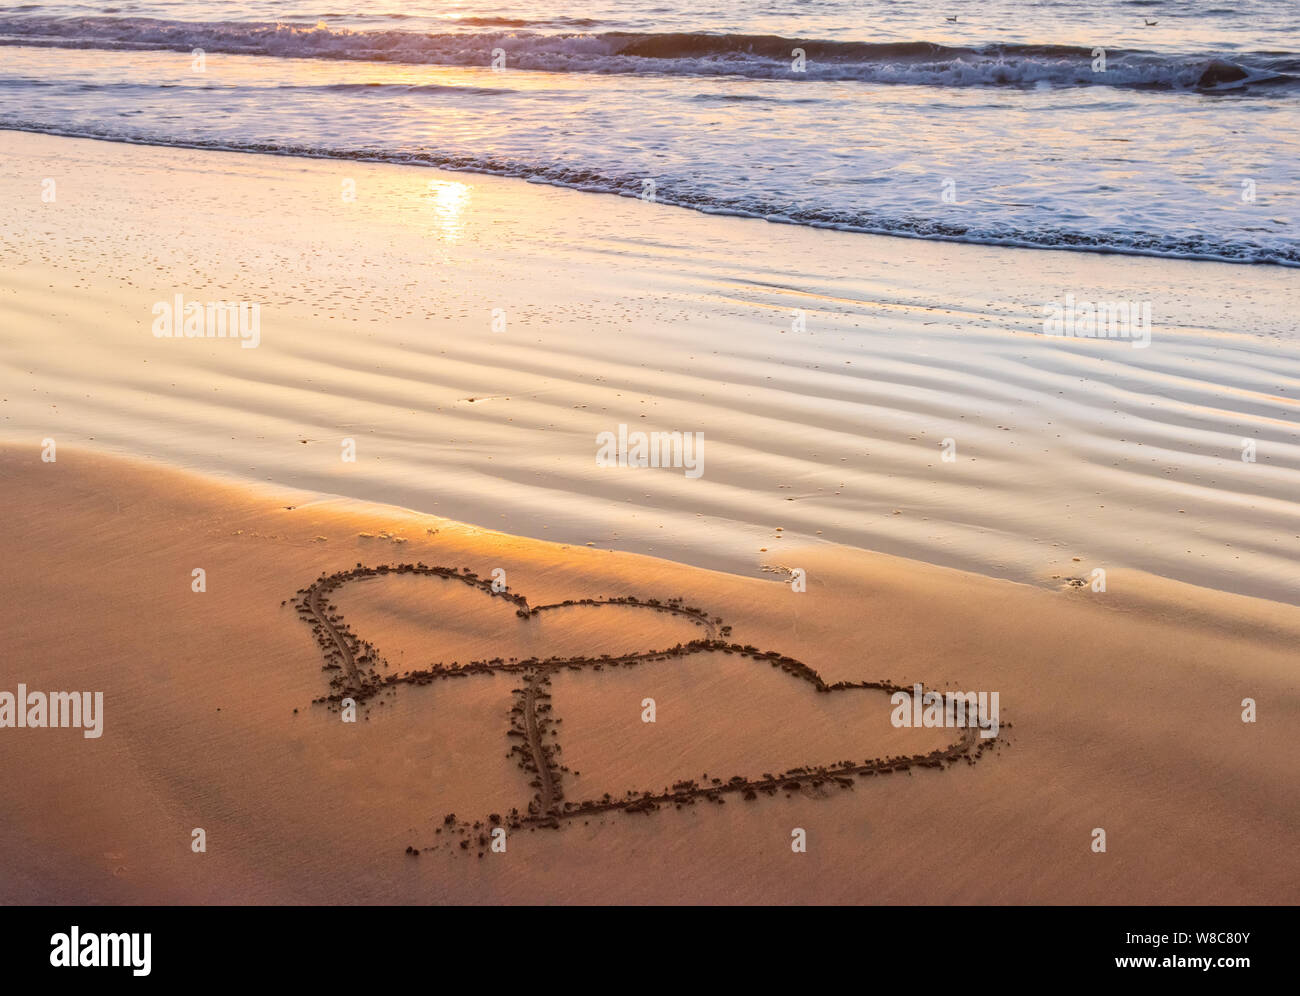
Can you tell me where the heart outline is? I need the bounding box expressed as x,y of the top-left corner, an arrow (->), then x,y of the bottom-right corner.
292,563 -> 997,844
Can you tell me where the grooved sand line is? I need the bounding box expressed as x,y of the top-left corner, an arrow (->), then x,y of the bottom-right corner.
291,563 -> 1001,848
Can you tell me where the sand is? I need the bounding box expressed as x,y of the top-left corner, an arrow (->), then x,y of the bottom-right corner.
1,130 -> 1297,904
0,447 -> 1296,904
2,130 -> 1298,600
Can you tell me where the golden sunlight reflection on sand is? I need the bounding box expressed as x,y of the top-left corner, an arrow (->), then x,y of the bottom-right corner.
425,178 -> 472,241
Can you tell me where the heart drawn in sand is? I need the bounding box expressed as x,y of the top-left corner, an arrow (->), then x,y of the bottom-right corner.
292,563 -> 997,847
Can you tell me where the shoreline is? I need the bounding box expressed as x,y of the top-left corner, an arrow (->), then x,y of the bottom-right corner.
5,124 -> 1297,269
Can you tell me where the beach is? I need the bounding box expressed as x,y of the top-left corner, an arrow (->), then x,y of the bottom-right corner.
1,130 -> 1297,904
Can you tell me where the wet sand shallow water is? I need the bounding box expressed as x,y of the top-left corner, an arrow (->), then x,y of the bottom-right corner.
2,131 -> 1297,601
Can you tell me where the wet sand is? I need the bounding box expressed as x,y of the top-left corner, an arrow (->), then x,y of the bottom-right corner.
2,130 -> 1298,600
1,448 -> 1296,904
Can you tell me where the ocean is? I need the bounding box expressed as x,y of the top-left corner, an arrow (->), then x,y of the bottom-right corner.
1,0 -> 1297,264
